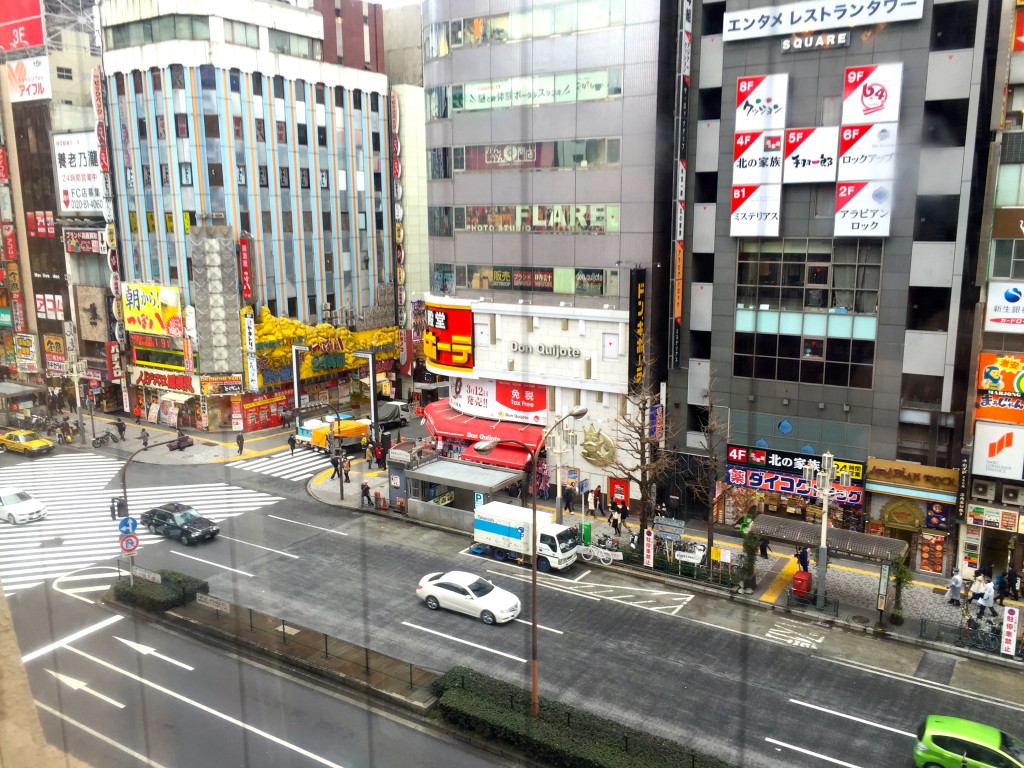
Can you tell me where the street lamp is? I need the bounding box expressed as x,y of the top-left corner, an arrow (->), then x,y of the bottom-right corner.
473,404 -> 587,717
802,451 -> 852,610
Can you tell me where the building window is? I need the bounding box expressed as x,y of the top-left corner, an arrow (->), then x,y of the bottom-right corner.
269,29 -> 319,59
428,207 -> 453,237
56,66 -> 72,81
297,124 -> 308,145
280,167 -> 290,188
179,162 -> 193,186
254,118 -> 266,143
224,19 -> 259,48
276,121 -> 287,144
175,114 -> 189,138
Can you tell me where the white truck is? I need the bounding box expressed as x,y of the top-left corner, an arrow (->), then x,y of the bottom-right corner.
473,501 -> 579,573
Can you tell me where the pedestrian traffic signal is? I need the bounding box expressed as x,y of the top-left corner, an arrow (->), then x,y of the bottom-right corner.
111,497 -> 129,518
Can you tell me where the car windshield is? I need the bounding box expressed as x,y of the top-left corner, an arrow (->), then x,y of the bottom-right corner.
557,527 -> 580,553
466,577 -> 495,598
1,492 -> 31,505
173,509 -> 201,525
1002,732 -> 1024,761
22,432 -> 42,442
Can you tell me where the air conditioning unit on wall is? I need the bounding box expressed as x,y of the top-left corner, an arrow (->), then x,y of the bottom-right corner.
1003,485 -> 1024,507
971,479 -> 996,502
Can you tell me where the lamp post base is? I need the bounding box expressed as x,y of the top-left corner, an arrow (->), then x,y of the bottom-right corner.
816,545 -> 828,609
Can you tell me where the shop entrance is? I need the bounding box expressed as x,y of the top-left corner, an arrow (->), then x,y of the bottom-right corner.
979,528 -> 1013,576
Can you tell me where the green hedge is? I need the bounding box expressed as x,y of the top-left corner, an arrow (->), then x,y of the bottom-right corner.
432,667 -> 735,768
111,570 -> 209,612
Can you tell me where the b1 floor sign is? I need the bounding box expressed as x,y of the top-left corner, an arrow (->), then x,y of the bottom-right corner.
119,534 -> 139,554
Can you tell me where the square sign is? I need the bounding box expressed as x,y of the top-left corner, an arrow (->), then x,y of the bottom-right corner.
730,184 -> 781,237
985,282 -> 1024,333
838,123 -> 898,181
735,74 -> 788,131
783,127 -> 838,184
842,63 -> 903,124
732,131 -> 783,184
835,181 -> 892,237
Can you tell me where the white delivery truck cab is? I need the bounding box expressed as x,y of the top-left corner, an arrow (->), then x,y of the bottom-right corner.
473,501 -> 578,572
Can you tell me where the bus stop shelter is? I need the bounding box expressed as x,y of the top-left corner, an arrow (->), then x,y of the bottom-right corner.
398,457 -> 525,532
749,515 -> 909,564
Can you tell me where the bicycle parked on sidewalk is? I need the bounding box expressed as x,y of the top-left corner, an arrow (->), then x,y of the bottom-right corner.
579,533 -> 617,565
956,598 -> 1001,652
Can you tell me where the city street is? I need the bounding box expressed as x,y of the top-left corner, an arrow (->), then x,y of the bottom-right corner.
3,444 -> 1024,768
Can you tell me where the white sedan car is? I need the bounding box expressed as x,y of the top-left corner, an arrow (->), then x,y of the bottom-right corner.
417,570 -> 521,625
0,486 -> 48,525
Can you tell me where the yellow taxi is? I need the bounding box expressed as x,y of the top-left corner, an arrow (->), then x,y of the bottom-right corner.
0,430 -> 55,456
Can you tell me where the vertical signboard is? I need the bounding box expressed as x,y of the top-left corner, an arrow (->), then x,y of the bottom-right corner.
669,0 -> 693,370
241,307 -> 258,391
239,237 -> 252,300
628,268 -> 647,395
52,132 -> 104,216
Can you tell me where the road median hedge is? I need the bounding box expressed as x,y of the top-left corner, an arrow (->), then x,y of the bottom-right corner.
111,570 -> 209,612
432,666 -> 735,768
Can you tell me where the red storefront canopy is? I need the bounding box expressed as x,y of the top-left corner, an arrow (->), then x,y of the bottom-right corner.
423,400 -> 544,455
460,442 -> 532,470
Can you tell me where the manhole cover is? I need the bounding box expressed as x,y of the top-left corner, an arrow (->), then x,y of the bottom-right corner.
849,615 -> 871,625
200,441 -> 218,447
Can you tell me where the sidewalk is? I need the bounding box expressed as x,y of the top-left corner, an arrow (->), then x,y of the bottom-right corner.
307,474 -> 1024,666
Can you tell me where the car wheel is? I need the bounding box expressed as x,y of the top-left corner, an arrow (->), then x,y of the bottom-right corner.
425,596 -> 440,610
492,548 -> 506,562
180,533 -> 191,545
480,610 -> 496,625
537,558 -> 551,573
7,514 -> 15,525
148,524 -> 158,535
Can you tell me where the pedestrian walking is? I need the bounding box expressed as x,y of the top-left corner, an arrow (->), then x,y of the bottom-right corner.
980,562 -> 994,581
796,546 -> 810,572
140,429 -> 149,450
133,405 -> 142,424
968,574 -> 986,605
587,490 -> 596,517
361,479 -> 372,506
978,578 -> 999,619
342,455 -> 351,483
1008,564 -> 1020,600
611,505 -> 622,535
563,483 -> 575,514
329,455 -> 340,480
946,568 -> 964,606
114,418 -> 126,441
997,573 -> 1011,606
593,486 -> 604,515
288,434 -> 297,456
236,432 -> 244,455
759,537 -> 772,559
325,432 -> 335,456
365,442 -> 374,463
375,443 -> 384,469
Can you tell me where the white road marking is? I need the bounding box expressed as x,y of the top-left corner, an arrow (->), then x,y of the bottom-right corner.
218,535 -> 300,559
401,621 -> 527,663
35,700 -> 170,768
267,514 -> 349,535
46,669 -> 125,708
64,646 -> 348,768
604,594 -> 636,600
22,615 -> 123,663
169,550 -> 253,576
765,738 -> 863,767
512,618 -> 564,634
486,570 -> 602,601
114,637 -> 195,671
788,699 -> 914,737
572,569 -> 591,582
766,620 -> 826,650
53,567 -> 120,605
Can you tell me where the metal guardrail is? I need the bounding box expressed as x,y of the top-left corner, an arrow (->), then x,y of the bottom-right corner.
919,618 -> 1016,658
784,587 -> 840,617
620,550 -> 738,588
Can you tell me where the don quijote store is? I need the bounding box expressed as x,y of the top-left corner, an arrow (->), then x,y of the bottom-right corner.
967,351 -> 1024,579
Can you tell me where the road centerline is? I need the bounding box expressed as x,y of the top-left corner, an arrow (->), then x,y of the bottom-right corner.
788,698 -> 915,738
267,514 -> 349,535
22,615 -> 123,663
170,550 -> 254,576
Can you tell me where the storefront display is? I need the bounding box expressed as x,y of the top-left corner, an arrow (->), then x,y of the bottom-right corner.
963,504 -> 1020,577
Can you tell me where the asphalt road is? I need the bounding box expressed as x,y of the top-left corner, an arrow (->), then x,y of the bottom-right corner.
6,446 -> 1024,768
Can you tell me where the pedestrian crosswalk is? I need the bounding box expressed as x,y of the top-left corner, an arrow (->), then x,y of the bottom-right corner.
225,449 -> 334,482
0,453 -> 284,596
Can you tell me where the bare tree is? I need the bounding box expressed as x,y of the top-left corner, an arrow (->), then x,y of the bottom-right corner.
600,335 -> 678,533
683,378 -> 729,554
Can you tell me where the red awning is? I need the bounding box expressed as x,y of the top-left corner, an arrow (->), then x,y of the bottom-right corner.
460,442 -> 532,470
423,400 -> 544,452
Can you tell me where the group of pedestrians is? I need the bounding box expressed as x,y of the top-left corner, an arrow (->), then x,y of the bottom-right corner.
946,563 -> 1021,619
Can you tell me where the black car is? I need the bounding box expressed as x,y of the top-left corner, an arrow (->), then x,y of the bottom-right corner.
140,502 -> 220,545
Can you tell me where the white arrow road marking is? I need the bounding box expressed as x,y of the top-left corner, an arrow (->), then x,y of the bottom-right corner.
64,646 -> 347,768
35,700 -> 170,768
401,621 -> 527,663
22,615 -> 123,663
114,637 -> 194,671
45,669 -> 125,708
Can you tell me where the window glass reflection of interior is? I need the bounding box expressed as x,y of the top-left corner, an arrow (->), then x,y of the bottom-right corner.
989,239 -> 1024,280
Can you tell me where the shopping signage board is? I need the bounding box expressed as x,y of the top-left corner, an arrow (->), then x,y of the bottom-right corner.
837,123 -> 898,181
725,465 -> 863,506
735,74 -> 788,131
834,181 -> 892,237
732,131 -> 783,184
783,127 -> 838,184
730,184 -> 781,237
0,0 -> 45,50
6,54 -> 50,102
726,443 -> 864,483
972,422 -> 1024,481
842,64 -> 903,124
724,0 -> 924,41
423,298 -> 474,375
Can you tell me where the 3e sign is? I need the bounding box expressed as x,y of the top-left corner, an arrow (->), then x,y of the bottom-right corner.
0,1 -> 45,50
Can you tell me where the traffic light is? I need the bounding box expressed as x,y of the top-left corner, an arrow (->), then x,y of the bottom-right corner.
110,497 -> 128,519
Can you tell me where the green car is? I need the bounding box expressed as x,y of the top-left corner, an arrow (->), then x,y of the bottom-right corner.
916,715 -> 1024,767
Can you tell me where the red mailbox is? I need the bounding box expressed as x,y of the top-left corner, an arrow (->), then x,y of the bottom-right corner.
792,570 -> 813,598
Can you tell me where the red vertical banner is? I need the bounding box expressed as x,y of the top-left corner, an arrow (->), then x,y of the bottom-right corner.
0,148 -> 8,183
2,224 -> 15,260
608,478 -> 630,507
239,238 -> 252,299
